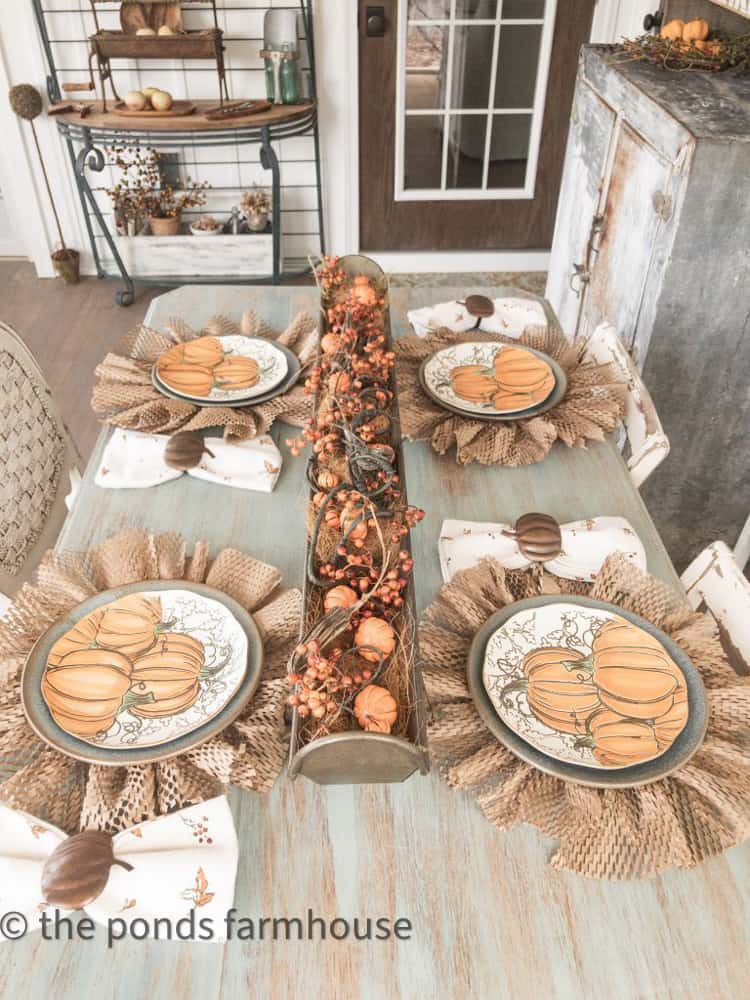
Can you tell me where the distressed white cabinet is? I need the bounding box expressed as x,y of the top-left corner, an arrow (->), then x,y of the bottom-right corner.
546,45 -> 750,567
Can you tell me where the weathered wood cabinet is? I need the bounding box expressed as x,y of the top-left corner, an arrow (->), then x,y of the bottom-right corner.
546,45 -> 750,569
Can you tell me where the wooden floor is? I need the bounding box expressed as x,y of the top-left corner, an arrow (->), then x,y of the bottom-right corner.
0,261 -> 546,461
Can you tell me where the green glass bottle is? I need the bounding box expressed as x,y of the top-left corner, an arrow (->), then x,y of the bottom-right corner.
279,44 -> 300,105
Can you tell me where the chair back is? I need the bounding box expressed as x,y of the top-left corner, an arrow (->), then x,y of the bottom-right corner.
682,541 -> 750,675
0,322 -> 81,597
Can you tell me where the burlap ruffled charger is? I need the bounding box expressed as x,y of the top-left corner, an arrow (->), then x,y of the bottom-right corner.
93,309 -> 318,441
420,553 -> 750,878
395,325 -> 627,466
0,528 -> 300,835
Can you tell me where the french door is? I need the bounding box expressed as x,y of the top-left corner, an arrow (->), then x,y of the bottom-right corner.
359,0 -> 595,251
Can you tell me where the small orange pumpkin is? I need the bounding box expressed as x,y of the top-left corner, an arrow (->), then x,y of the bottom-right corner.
353,684 -> 398,733
682,18 -> 709,43
449,364 -> 497,403
507,646 -> 601,735
129,632 -> 205,718
350,275 -> 379,308
157,363 -> 214,397
354,617 -> 396,663
321,333 -> 344,354
660,19 -> 684,41
583,708 -> 660,767
213,356 -> 260,390
48,609 -> 105,668
317,470 -> 340,490
328,371 -> 352,394
323,585 -> 359,613
43,647 -> 133,737
95,594 -> 165,659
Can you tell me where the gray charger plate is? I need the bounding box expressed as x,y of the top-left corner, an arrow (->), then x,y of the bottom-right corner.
22,580 -> 264,766
418,344 -> 567,422
467,595 -> 708,788
151,341 -> 301,408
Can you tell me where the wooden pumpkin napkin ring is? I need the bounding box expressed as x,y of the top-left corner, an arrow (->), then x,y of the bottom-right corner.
41,830 -> 133,909
502,512 -> 563,562
164,430 -> 215,471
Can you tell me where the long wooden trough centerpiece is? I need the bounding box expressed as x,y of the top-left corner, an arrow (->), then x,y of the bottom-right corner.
287,255 -> 429,783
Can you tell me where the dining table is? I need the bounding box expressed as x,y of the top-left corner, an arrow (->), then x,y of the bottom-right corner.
4,284 -> 748,1000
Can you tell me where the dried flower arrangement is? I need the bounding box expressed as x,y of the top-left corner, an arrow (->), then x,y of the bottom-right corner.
105,146 -> 210,233
285,256 -> 425,751
618,18 -> 750,73
240,186 -> 272,218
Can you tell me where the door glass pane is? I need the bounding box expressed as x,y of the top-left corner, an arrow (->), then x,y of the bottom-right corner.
502,0 -> 546,17
494,24 -> 542,108
447,115 -> 487,188
456,0 -> 498,16
486,114 -> 532,188
451,24 -> 495,108
407,0 -> 450,19
405,25 -> 448,109
404,115 -> 444,189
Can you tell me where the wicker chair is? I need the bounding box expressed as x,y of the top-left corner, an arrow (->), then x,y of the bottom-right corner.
0,322 -> 81,607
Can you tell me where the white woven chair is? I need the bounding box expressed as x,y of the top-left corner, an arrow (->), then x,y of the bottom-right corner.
0,322 -> 82,603
682,540 -> 750,674
583,323 -> 670,489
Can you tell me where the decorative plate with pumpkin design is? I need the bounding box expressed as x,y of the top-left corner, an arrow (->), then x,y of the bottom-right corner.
419,342 -> 567,421
467,596 -> 707,787
153,335 -> 289,404
23,581 -> 263,765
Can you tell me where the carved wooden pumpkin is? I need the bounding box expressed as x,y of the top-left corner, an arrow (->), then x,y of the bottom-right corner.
48,609 -> 105,668
164,430 -> 214,471
41,831 -> 133,909
584,708 -> 660,767
157,363 -> 214,397
588,618 -> 684,720
653,686 -> 688,750
464,294 -> 494,319
354,617 -> 396,663
511,646 -> 601,734
321,332 -> 344,354
353,684 -> 398,733
493,346 -> 555,402
323,585 -> 359,613
213,356 -> 260,390
503,512 -> 562,562
96,594 -> 164,658
683,18 -> 709,42
449,364 -> 498,403
129,632 -> 205,718
43,647 -> 133,737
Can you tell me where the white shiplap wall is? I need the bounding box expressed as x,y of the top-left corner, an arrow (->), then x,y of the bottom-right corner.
33,0 -> 322,274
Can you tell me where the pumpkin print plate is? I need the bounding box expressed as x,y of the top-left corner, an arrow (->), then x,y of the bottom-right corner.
467,596 -> 708,788
152,335 -> 289,404
22,581 -> 263,765
419,342 -> 567,421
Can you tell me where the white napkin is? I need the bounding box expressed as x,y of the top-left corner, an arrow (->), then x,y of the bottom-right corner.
439,516 -> 647,583
407,297 -> 548,339
0,796 -> 238,942
95,429 -> 282,493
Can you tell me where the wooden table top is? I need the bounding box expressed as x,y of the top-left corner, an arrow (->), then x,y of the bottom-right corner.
11,286 -> 747,999
50,100 -> 315,133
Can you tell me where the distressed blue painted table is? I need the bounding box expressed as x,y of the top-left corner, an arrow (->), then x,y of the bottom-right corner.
6,286 -> 746,1000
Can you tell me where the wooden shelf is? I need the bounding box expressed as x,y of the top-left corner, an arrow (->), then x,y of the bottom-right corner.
91,29 -> 222,61
51,100 -> 316,133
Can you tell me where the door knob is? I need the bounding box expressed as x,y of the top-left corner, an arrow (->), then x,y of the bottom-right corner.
643,11 -> 664,32
366,6 -> 386,37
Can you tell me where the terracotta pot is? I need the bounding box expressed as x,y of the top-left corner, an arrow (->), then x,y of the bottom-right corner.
149,214 -> 181,236
51,247 -> 80,285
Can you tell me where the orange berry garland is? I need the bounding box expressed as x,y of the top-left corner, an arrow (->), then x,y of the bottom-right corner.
285,256 -> 424,741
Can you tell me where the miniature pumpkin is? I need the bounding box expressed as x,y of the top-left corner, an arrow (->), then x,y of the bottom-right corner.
328,370 -> 351,394
504,646 -> 601,735
353,684 -> 398,733
585,617 -> 684,720
350,275 -> 379,308
464,294 -> 494,319
41,831 -> 133,909
213,356 -> 260,390
96,594 -> 165,658
164,430 -> 214,471
449,364 -> 498,403
129,632 -> 205,718
493,346 -> 555,399
323,585 -> 359,613
48,609 -> 105,668
355,617 -> 396,663
653,686 -> 688,749
582,708 -> 660,767
317,469 -> 340,490
660,19 -> 684,41
42,647 -> 133,737
503,512 -> 562,562
683,18 -> 709,42
157,363 -> 214,397
321,332 -> 344,354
